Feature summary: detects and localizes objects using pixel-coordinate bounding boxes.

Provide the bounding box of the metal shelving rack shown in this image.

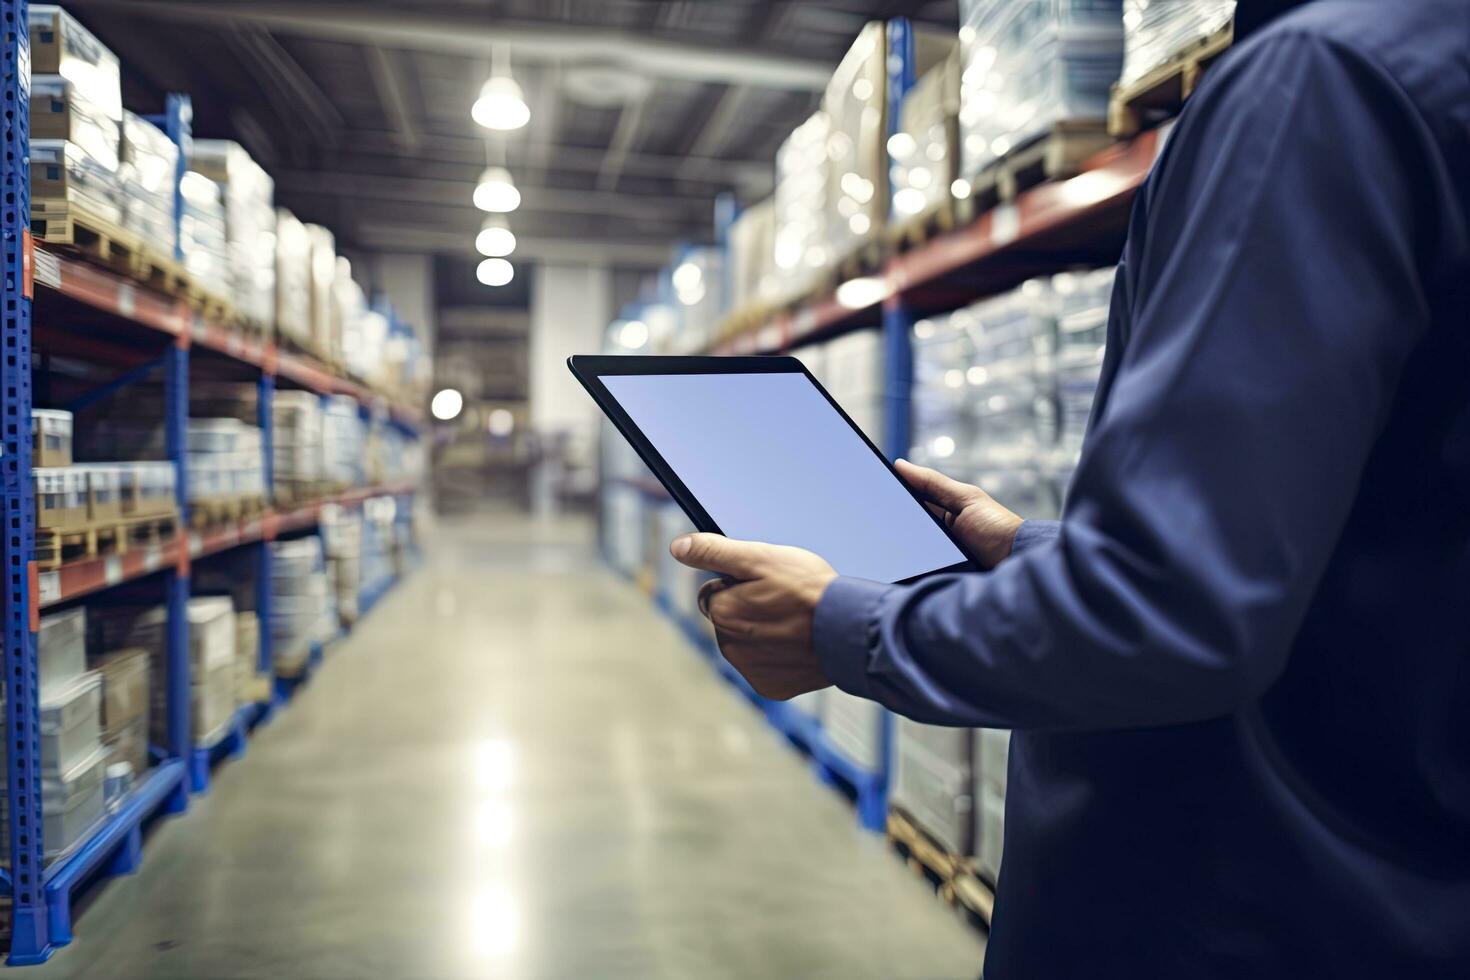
[615,19,1168,833]
[0,3,423,961]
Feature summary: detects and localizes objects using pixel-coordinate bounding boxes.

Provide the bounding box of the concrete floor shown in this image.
[33,512,985,979]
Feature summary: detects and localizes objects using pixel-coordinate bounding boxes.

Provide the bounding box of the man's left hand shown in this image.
[670,533,838,701]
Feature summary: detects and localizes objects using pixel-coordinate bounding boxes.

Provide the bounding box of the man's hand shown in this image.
[896,459,1023,570]
[670,533,838,700]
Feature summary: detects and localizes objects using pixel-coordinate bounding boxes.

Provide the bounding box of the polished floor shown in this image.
[34,512,985,979]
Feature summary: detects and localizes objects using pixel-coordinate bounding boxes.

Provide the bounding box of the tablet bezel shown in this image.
[569,354,977,582]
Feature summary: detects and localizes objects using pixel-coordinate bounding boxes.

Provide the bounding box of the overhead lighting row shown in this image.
[472,68,530,288]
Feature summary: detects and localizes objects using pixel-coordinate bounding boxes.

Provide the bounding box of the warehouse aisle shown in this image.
[33,513,985,979]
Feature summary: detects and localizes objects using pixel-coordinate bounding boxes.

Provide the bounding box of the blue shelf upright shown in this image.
[2,0,50,961]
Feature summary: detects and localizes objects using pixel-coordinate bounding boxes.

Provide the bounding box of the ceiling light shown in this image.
[476,217,516,257]
[671,261,702,293]
[431,388,464,421]
[477,257,514,287]
[472,76,530,131]
[618,320,649,350]
[834,276,889,310]
[474,166,520,213]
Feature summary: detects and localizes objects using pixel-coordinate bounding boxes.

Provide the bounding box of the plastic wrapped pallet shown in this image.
[39,607,87,698]
[821,329,887,447]
[30,76,121,170]
[1050,266,1113,481]
[788,689,826,721]
[119,112,179,253]
[186,418,264,505]
[191,140,277,333]
[321,505,362,625]
[321,395,364,487]
[306,224,338,363]
[275,209,313,348]
[1121,0,1235,87]
[1,743,107,863]
[891,46,961,221]
[773,112,832,301]
[822,689,885,772]
[271,537,330,674]
[972,726,1010,881]
[179,170,232,301]
[822,23,953,264]
[894,719,974,855]
[958,0,1125,177]
[234,611,271,705]
[28,5,122,121]
[272,390,324,497]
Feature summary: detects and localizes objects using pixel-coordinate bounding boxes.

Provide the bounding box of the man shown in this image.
[670,1,1470,976]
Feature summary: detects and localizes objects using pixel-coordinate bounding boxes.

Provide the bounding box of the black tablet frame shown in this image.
[568,354,977,582]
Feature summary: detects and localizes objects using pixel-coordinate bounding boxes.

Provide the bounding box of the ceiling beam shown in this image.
[677,84,749,178]
[63,0,834,89]
[352,224,673,265]
[596,94,648,192]
[365,46,420,151]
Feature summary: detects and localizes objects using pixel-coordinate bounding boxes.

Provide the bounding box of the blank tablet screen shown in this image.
[601,372,968,583]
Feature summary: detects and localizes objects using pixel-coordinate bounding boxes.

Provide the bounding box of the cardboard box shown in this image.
[28,5,122,120]
[92,648,150,733]
[274,209,312,346]
[33,408,73,467]
[30,76,120,168]
[103,714,149,780]
[35,466,88,530]
[30,138,123,226]
[305,224,337,362]
[191,140,276,333]
[83,464,124,522]
[38,607,87,698]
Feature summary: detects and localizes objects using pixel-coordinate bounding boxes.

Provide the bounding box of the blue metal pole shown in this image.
[886,17,916,223]
[2,0,53,961]
[144,94,191,262]
[257,374,274,685]
[164,342,192,763]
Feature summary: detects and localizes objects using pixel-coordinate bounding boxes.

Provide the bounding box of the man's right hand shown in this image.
[895,459,1024,570]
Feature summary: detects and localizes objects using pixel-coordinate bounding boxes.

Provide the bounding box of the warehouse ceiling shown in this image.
[62,0,959,267]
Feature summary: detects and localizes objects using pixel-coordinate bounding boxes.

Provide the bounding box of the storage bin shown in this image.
[39,607,87,697]
[35,466,88,530]
[33,408,73,467]
[38,671,103,774]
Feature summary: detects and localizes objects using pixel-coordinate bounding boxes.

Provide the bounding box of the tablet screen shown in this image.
[601,371,969,583]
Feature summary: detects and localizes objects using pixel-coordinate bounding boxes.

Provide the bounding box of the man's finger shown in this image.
[895,458,981,514]
[671,532,767,578]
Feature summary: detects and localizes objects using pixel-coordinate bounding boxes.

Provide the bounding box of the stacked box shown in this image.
[39,608,88,697]
[127,461,178,518]
[894,719,974,855]
[270,537,330,675]
[788,689,826,722]
[91,648,150,778]
[816,330,886,445]
[1,678,108,862]
[1049,267,1113,494]
[891,47,961,220]
[822,689,885,771]
[330,256,363,369]
[344,307,389,385]
[29,5,123,121]
[321,395,364,487]
[179,170,232,301]
[35,467,87,530]
[187,418,265,504]
[773,111,832,300]
[190,140,276,332]
[97,600,238,747]
[973,728,1011,881]
[321,505,362,626]
[82,464,124,522]
[234,611,271,705]
[273,390,324,497]
[306,224,338,363]
[33,408,74,467]
[822,23,953,263]
[1121,0,1235,87]
[275,209,312,348]
[119,112,178,253]
[958,0,1125,176]
[727,197,778,313]
[31,136,122,228]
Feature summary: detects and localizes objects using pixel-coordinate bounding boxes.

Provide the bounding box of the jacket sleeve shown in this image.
[812,32,1440,730]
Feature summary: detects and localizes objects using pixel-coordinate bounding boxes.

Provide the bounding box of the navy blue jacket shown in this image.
[814,3,1470,975]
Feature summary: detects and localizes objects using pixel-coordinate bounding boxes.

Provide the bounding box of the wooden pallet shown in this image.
[889,195,958,254]
[189,495,267,529]
[31,203,145,273]
[1109,23,1235,137]
[957,119,1117,222]
[887,807,994,935]
[35,512,179,570]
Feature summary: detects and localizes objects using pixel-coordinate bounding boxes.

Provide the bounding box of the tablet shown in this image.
[570,355,974,583]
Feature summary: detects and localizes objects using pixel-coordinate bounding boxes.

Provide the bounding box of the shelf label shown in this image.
[143,545,161,572]
[38,571,61,605]
[104,556,123,586]
[991,203,1020,247]
[117,283,136,317]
